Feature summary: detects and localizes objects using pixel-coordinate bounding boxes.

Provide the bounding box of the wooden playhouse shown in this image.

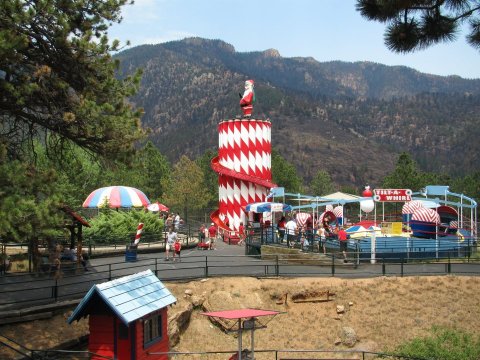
[68,269,176,360]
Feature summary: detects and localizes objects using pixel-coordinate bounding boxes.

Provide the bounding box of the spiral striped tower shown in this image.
[211,118,276,232]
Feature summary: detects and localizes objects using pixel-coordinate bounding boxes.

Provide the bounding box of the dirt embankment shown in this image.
[1,276,480,359]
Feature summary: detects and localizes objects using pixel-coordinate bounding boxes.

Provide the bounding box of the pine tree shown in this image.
[356,0,480,52]
[0,0,145,161]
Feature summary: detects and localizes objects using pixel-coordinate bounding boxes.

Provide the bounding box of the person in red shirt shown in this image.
[338,227,348,262]
[277,216,286,243]
[238,222,246,246]
[208,223,217,250]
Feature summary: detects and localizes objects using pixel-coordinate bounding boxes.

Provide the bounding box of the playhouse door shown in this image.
[116,321,133,360]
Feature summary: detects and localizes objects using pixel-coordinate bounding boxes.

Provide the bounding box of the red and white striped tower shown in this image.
[211,119,276,232]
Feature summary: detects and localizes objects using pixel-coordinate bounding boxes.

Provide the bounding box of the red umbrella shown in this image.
[147,202,169,212]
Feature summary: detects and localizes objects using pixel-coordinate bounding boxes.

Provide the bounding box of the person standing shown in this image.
[174,213,181,230]
[208,223,217,250]
[199,224,206,244]
[338,226,348,262]
[238,222,246,246]
[165,227,177,261]
[173,238,182,262]
[277,216,286,243]
[165,214,173,231]
[285,217,297,247]
[318,226,327,255]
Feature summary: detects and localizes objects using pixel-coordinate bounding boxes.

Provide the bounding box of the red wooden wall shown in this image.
[88,308,170,360]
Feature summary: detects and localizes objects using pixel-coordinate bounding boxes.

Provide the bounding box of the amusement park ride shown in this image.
[208,79,477,260]
[68,80,477,360]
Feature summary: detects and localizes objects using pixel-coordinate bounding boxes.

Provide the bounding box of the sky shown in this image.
[108,0,479,79]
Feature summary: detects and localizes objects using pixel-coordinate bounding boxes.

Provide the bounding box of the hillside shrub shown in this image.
[83,210,164,244]
[393,326,480,360]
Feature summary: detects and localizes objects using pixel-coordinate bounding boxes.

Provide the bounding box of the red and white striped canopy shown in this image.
[412,207,440,223]
[333,205,343,218]
[296,212,312,227]
[319,211,336,224]
[402,200,424,214]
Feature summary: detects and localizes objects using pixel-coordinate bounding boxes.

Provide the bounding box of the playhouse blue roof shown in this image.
[67,269,176,325]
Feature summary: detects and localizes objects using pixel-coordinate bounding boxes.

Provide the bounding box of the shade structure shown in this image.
[147,202,169,212]
[412,207,440,223]
[245,202,292,213]
[402,200,424,214]
[83,186,150,208]
[296,212,312,227]
[319,210,337,224]
[346,225,368,238]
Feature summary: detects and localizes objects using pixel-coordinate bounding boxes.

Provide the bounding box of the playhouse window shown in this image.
[144,314,162,347]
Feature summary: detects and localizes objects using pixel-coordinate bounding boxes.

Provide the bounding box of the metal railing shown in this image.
[1,252,480,311]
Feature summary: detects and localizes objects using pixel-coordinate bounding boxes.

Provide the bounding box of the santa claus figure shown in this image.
[239,79,255,117]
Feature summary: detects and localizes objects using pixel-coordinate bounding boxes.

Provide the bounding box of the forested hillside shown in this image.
[116,38,480,187]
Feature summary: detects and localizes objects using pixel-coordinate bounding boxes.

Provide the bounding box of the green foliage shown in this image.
[162,155,211,218]
[98,141,171,200]
[1,0,145,162]
[451,171,480,201]
[271,148,303,193]
[382,153,425,190]
[309,170,335,196]
[196,149,219,208]
[0,146,63,242]
[356,0,480,52]
[83,210,164,244]
[393,326,480,360]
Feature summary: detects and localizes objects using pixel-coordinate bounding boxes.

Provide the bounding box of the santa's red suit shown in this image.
[239,80,254,117]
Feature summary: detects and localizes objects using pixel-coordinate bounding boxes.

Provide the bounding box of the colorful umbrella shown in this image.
[82,186,150,208]
[147,202,169,212]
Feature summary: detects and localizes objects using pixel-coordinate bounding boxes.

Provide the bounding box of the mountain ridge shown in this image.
[116,37,480,187]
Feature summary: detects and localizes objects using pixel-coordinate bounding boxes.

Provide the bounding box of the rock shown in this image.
[168,303,193,347]
[336,305,345,314]
[189,294,206,307]
[334,338,342,345]
[200,278,209,282]
[341,326,357,347]
[348,301,354,306]
[184,289,193,296]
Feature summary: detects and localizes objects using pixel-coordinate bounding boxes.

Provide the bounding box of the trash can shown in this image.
[125,245,137,262]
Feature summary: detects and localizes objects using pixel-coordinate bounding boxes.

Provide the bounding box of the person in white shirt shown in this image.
[285,218,297,247]
[165,228,177,261]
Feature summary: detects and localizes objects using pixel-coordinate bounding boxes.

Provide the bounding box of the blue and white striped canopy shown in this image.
[245,202,292,213]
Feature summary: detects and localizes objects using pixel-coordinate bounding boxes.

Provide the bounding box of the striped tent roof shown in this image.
[333,205,343,218]
[412,207,440,223]
[296,212,312,227]
[319,210,336,224]
[402,200,424,214]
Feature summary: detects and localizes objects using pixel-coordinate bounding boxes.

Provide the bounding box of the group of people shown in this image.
[163,212,182,231]
[276,215,349,261]
[198,223,219,250]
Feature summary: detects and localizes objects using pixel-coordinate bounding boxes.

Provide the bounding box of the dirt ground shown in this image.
[1,275,480,359]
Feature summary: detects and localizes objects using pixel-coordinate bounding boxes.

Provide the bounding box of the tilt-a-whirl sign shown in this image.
[373,189,412,202]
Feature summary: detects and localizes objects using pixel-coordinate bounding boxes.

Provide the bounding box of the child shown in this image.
[173,238,182,262]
